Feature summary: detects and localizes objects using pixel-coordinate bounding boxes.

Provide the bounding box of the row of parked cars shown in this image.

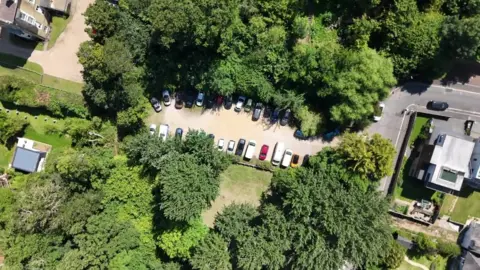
[148,123,307,168]
[150,91,292,125]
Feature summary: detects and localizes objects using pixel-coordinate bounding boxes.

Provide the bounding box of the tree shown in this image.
[158,219,209,259]
[415,233,437,255]
[0,111,29,145]
[441,16,480,61]
[214,203,258,243]
[190,232,232,270]
[381,240,405,269]
[84,0,121,43]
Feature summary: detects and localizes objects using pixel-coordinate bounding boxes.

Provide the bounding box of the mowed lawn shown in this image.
[202,165,272,227]
[449,187,480,223]
[409,116,429,145]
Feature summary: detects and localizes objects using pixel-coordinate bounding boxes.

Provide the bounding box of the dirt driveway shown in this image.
[148,105,337,164]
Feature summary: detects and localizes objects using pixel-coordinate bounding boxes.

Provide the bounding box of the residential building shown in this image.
[460,221,480,270]
[10,137,49,173]
[39,0,71,15]
[467,139,480,189]
[0,0,51,40]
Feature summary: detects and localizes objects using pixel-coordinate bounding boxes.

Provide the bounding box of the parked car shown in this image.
[281,149,293,168]
[149,124,157,135]
[216,96,224,106]
[227,140,235,154]
[291,154,300,168]
[294,129,309,140]
[259,144,269,161]
[185,92,195,108]
[373,103,385,121]
[244,99,253,112]
[206,95,215,109]
[252,103,263,121]
[244,140,256,160]
[175,92,184,109]
[280,109,291,126]
[302,154,310,166]
[271,108,280,123]
[159,124,169,141]
[196,92,205,107]
[162,90,171,106]
[217,139,225,151]
[235,139,246,156]
[175,128,183,139]
[224,96,233,110]
[263,106,272,118]
[427,100,449,111]
[271,142,285,166]
[235,96,246,112]
[150,97,162,112]
[324,128,340,141]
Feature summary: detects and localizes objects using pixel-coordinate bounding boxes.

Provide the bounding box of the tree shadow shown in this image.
[440,60,480,86]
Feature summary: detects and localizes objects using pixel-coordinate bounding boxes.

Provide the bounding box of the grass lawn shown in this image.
[0,52,43,74]
[440,194,457,216]
[409,116,429,146]
[47,16,71,50]
[395,158,436,202]
[42,75,83,94]
[449,187,480,223]
[202,164,272,227]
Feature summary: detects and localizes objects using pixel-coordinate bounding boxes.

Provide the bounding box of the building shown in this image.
[0,0,52,40]
[10,137,49,173]
[460,221,480,270]
[39,0,71,15]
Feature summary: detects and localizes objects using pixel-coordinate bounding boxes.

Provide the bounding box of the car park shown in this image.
[196,93,205,107]
[271,108,280,123]
[252,103,263,121]
[235,96,246,112]
[217,139,225,151]
[259,144,269,160]
[175,128,183,139]
[149,124,157,135]
[159,124,169,141]
[244,140,256,160]
[291,154,300,168]
[224,96,233,109]
[263,106,272,118]
[373,103,385,121]
[162,90,171,106]
[227,140,235,154]
[150,97,162,112]
[281,149,293,168]
[271,142,285,166]
[244,99,253,112]
[235,139,246,156]
[175,92,184,109]
[280,109,291,126]
[427,100,449,111]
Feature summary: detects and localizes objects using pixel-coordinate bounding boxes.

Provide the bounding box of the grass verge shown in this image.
[42,75,83,94]
[409,116,429,146]
[47,16,71,50]
[439,194,456,216]
[0,52,43,74]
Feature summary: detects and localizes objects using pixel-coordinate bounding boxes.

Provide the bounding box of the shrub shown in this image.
[415,233,436,255]
[253,159,274,171]
[437,240,461,257]
[0,111,29,144]
[382,240,405,269]
[44,124,62,135]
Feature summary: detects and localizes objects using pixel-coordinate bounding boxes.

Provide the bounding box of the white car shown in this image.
[234,96,246,112]
[149,124,157,135]
[226,140,235,154]
[162,90,171,106]
[217,139,225,151]
[281,149,293,168]
[196,92,205,107]
[373,103,385,121]
[244,140,256,160]
[159,124,169,141]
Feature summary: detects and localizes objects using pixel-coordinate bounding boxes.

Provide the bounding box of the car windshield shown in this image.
[164,96,170,102]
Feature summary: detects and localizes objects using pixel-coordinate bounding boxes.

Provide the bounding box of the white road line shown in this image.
[447,108,480,117]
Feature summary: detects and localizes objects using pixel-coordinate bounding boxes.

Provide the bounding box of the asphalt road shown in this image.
[369,82,480,193]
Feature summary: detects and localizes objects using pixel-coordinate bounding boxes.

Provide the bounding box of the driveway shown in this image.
[0,0,93,82]
[148,106,338,165]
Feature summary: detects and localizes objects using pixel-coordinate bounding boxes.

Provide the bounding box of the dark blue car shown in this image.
[175,128,183,139]
[294,129,308,140]
[324,129,340,141]
[271,108,280,123]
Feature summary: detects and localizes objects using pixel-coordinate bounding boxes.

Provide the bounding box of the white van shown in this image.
[281,149,293,168]
[271,142,285,166]
[244,140,256,160]
[159,124,169,141]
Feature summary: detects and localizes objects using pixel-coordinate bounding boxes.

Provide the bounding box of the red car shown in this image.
[259,144,269,160]
[216,95,224,106]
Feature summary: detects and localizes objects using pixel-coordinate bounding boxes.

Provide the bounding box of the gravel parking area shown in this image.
[148,104,337,165]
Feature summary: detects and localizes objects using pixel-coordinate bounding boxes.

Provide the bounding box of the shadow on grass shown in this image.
[397,158,436,201]
[1,101,59,118]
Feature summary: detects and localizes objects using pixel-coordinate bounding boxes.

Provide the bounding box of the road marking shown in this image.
[448,107,480,117]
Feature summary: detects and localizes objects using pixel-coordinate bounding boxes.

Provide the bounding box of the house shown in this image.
[10,137,49,173]
[0,0,51,40]
[459,221,480,270]
[39,0,71,15]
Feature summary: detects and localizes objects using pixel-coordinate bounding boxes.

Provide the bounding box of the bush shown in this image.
[253,159,274,171]
[415,233,437,255]
[437,240,461,257]
[44,124,62,135]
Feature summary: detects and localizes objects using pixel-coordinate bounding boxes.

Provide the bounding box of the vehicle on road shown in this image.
[217,139,225,151]
[235,96,246,112]
[427,100,449,111]
[224,96,233,110]
[175,92,184,109]
[291,154,300,168]
[235,139,246,156]
[281,149,293,168]
[244,140,256,160]
[175,128,183,139]
[159,124,169,141]
[263,106,272,118]
[244,99,253,112]
[216,96,224,106]
[252,103,263,121]
[280,109,291,126]
[373,103,385,121]
[227,140,235,154]
[149,124,157,135]
[196,92,205,107]
[294,129,309,140]
[150,97,162,112]
[271,108,280,123]
[271,142,285,166]
[259,144,269,160]
[185,92,195,108]
[162,90,171,106]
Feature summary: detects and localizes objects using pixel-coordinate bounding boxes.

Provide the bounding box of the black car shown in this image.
[150,97,162,112]
[175,92,184,109]
[252,103,263,121]
[280,109,291,126]
[235,139,246,156]
[224,96,233,110]
[185,92,195,108]
[427,101,449,111]
[271,108,280,123]
[302,155,310,166]
[175,128,183,139]
[206,96,215,109]
[263,106,272,118]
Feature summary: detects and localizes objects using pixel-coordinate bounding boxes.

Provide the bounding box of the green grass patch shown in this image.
[409,116,429,146]
[41,75,83,94]
[0,53,43,73]
[440,194,456,216]
[220,165,272,198]
[395,158,436,202]
[449,187,480,223]
[47,16,71,50]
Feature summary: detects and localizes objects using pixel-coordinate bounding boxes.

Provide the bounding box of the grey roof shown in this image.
[11,147,43,173]
[462,252,480,270]
[39,0,70,12]
[396,236,414,250]
[462,222,480,255]
[0,0,18,24]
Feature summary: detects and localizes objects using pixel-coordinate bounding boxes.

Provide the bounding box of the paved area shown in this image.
[0,0,93,82]
[148,106,338,165]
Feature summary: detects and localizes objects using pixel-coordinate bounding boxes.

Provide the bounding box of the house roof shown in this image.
[462,221,480,255]
[11,147,43,173]
[463,252,480,270]
[0,0,18,24]
[39,0,70,12]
